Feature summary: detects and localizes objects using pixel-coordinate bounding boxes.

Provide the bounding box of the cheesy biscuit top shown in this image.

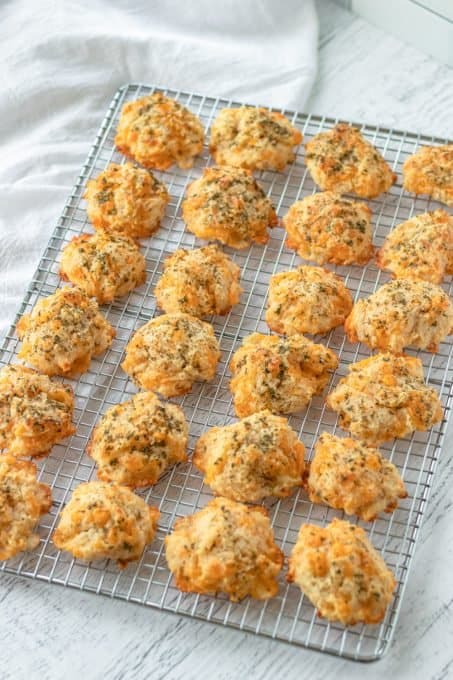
[403,144,453,206]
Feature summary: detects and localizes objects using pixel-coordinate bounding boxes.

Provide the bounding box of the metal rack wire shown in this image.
[1,83,452,661]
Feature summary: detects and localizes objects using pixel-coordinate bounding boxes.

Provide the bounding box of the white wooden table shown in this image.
[1,2,453,678]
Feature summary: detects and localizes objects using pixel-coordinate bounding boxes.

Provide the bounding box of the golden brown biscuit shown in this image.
[122,313,220,397]
[115,93,204,171]
[0,364,75,458]
[229,333,338,417]
[305,124,396,199]
[307,432,407,521]
[53,481,159,568]
[16,287,115,377]
[0,455,51,560]
[165,497,283,601]
[84,162,169,239]
[376,210,453,284]
[266,266,353,336]
[287,518,396,625]
[155,245,242,318]
[283,191,374,265]
[209,106,302,171]
[60,231,146,304]
[403,144,453,206]
[326,353,443,445]
[193,410,305,502]
[345,278,453,353]
[88,392,188,488]
[182,166,278,249]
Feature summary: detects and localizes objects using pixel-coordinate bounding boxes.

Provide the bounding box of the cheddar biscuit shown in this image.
[165,497,283,601]
[403,144,453,206]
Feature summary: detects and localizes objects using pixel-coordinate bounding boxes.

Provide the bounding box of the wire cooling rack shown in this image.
[1,83,452,662]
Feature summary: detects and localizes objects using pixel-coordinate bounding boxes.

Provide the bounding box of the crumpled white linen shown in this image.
[0,0,318,339]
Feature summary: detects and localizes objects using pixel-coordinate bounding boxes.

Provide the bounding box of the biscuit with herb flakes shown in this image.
[209,106,302,171]
[165,497,283,601]
[155,245,242,318]
[326,353,443,445]
[307,433,407,521]
[60,231,146,304]
[403,144,453,206]
[283,191,374,266]
[266,265,353,336]
[193,410,305,503]
[88,392,188,488]
[0,364,75,458]
[305,124,396,199]
[53,481,159,568]
[376,210,453,284]
[287,518,396,625]
[115,93,204,171]
[345,278,453,353]
[16,287,115,377]
[182,166,278,249]
[229,332,338,417]
[84,162,169,239]
[0,455,52,560]
[122,313,220,397]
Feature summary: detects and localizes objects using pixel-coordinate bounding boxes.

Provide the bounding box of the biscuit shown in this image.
[122,313,220,397]
[0,364,75,458]
[16,287,115,377]
[193,410,305,502]
[60,231,146,304]
[182,166,278,249]
[345,278,453,353]
[266,265,353,336]
[88,391,188,487]
[283,191,374,266]
[84,162,169,239]
[53,481,159,568]
[326,353,443,445]
[115,93,204,171]
[155,245,242,318]
[165,497,283,601]
[307,433,407,521]
[229,333,338,417]
[403,144,453,206]
[305,124,396,199]
[209,106,302,171]
[287,518,396,625]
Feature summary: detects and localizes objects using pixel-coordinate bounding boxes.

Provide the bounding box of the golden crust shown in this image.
[266,266,353,336]
[229,333,338,417]
[60,231,146,304]
[165,497,283,601]
[88,392,188,488]
[53,481,159,568]
[122,313,220,397]
[209,106,302,171]
[0,365,75,458]
[16,287,115,377]
[326,353,443,445]
[376,210,453,284]
[307,433,407,521]
[403,144,453,206]
[182,166,278,249]
[114,93,204,171]
[193,410,305,502]
[84,162,169,239]
[345,278,453,353]
[0,455,52,560]
[305,124,396,199]
[287,518,396,625]
[155,245,242,318]
[283,191,374,266]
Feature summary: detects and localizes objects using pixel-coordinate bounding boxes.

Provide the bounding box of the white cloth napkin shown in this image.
[0,0,318,338]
